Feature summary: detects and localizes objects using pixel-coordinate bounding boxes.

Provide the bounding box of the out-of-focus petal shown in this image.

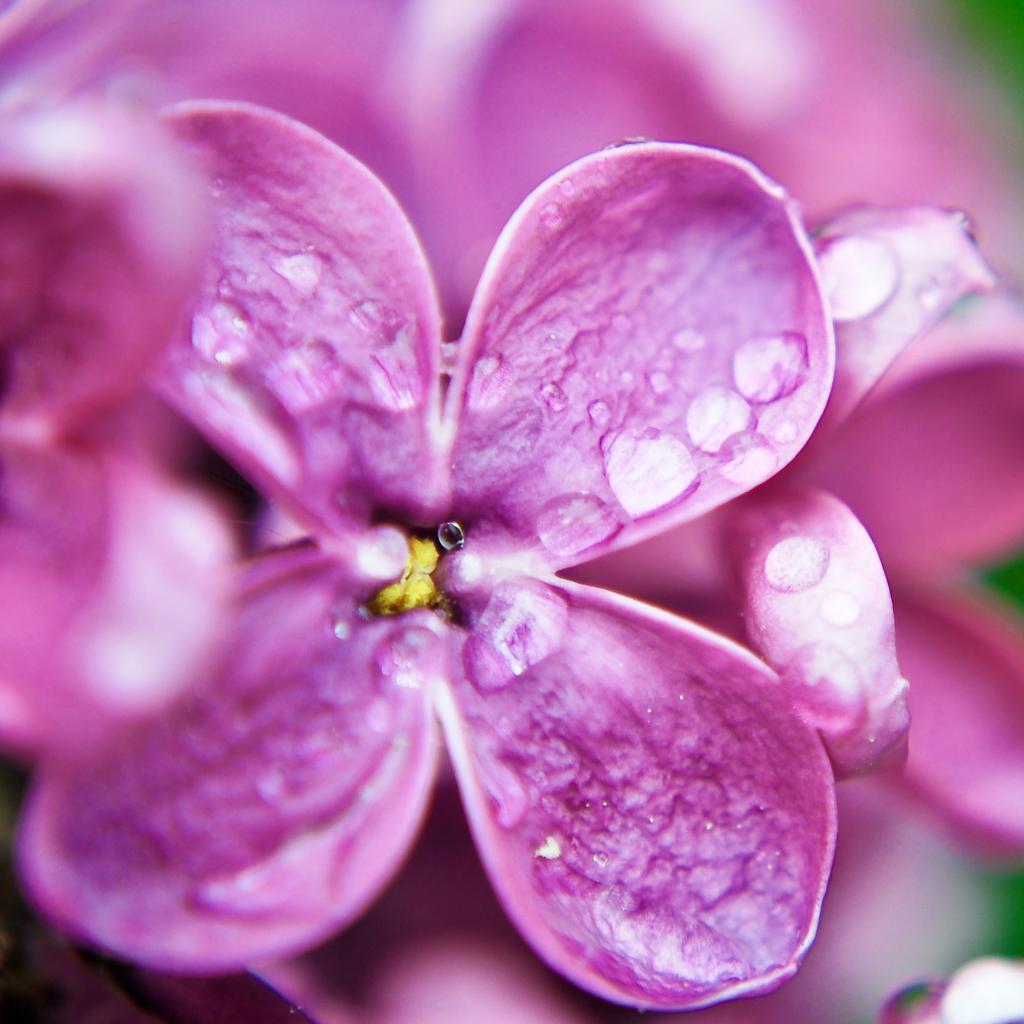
[17,553,441,970]
[156,101,446,533]
[729,486,907,778]
[438,579,835,1010]
[892,591,1024,856]
[447,142,832,571]
[810,207,993,435]
[0,99,205,427]
[805,358,1024,580]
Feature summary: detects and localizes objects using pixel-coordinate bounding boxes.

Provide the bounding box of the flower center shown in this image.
[366,522,464,619]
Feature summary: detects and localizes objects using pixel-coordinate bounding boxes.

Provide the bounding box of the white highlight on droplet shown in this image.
[764,536,830,593]
[686,386,753,453]
[817,234,900,322]
[819,590,860,627]
[603,428,698,518]
[534,835,562,859]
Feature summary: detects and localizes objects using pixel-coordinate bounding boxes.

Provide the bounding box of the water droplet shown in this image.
[191,301,250,366]
[603,427,699,518]
[647,371,672,394]
[376,626,438,689]
[764,536,830,593]
[539,381,568,411]
[588,400,611,427]
[463,580,569,693]
[537,492,621,558]
[558,178,575,196]
[349,299,382,332]
[256,770,286,804]
[539,202,563,229]
[270,251,324,297]
[356,526,408,581]
[718,431,778,486]
[332,617,350,640]
[671,327,706,352]
[817,234,900,322]
[619,370,634,385]
[820,591,860,627]
[534,835,561,859]
[733,332,808,403]
[593,851,609,868]
[767,417,798,444]
[918,276,943,312]
[686,386,754,453]
[364,697,393,734]
[467,353,511,410]
[437,522,465,550]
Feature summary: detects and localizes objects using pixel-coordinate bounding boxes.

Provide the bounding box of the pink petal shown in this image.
[809,207,993,436]
[438,579,835,1010]
[155,101,446,533]
[0,446,232,758]
[18,553,441,970]
[893,591,1024,856]
[447,143,832,570]
[805,357,1024,580]
[0,100,205,428]
[729,486,907,778]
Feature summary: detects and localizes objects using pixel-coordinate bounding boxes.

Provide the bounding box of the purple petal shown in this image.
[893,591,1024,855]
[805,356,1024,580]
[809,207,993,435]
[0,448,232,758]
[438,579,835,1010]
[729,486,907,779]
[156,101,446,532]
[0,100,205,428]
[447,143,833,569]
[18,552,441,970]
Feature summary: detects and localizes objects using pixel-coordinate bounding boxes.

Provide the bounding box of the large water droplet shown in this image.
[437,522,466,551]
[717,431,778,486]
[733,332,808,403]
[819,591,860,627]
[463,580,569,693]
[539,381,568,411]
[817,234,899,322]
[191,301,250,366]
[537,492,621,558]
[686,386,753,453]
[270,251,324,298]
[376,626,438,689]
[603,427,699,518]
[764,536,829,593]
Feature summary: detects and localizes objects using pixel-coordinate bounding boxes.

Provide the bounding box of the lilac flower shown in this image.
[13,101,850,1011]
[0,98,234,759]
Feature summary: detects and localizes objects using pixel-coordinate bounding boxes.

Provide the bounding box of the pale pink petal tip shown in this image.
[0,100,206,425]
[449,142,833,567]
[731,486,907,778]
[440,581,835,1010]
[895,594,1024,856]
[17,560,440,971]
[813,206,994,433]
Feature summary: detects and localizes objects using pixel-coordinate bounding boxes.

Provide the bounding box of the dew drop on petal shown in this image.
[603,427,699,518]
[540,202,563,229]
[537,492,621,558]
[764,536,830,593]
[671,327,706,352]
[588,400,611,427]
[717,430,778,486]
[558,178,575,196]
[733,332,808,403]
[817,234,899,322]
[686,386,753,453]
[819,591,860,627]
[437,521,465,551]
[539,381,568,411]
[332,616,350,640]
[463,581,569,693]
[270,251,323,297]
[767,417,798,444]
[191,301,250,366]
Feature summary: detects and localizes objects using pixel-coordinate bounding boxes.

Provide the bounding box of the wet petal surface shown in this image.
[156,102,446,533]
[730,486,907,777]
[439,580,835,1010]
[448,143,832,569]
[18,552,441,970]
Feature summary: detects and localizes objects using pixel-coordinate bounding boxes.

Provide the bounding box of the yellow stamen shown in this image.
[367,535,444,616]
